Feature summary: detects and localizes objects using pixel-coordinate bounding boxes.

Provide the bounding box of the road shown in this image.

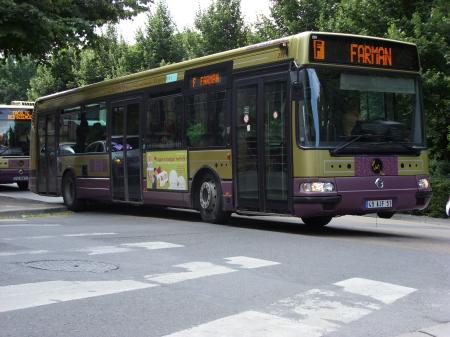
[0,190,449,336]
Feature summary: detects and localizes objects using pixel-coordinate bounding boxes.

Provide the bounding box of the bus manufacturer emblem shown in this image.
[375,177,384,189]
[371,158,384,174]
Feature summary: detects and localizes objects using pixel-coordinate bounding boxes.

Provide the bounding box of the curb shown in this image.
[0,206,68,218]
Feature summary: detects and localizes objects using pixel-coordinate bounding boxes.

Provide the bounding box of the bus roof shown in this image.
[0,104,34,110]
[36,32,419,110]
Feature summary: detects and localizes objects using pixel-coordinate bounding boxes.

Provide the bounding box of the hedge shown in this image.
[412,177,450,218]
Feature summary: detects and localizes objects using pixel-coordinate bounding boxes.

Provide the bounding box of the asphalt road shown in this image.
[0,193,449,337]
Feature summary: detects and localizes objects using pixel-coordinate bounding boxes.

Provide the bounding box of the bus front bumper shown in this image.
[293,176,432,218]
[0,169,29,184]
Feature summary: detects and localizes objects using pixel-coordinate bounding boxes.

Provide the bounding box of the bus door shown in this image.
[110,100,142,202]
[233,76,290,213]
[37,114,58,195]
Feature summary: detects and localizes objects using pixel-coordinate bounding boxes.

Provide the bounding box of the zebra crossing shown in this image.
[0,221,421,337]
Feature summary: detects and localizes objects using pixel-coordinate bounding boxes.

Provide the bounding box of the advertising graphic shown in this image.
[146,150,188,191]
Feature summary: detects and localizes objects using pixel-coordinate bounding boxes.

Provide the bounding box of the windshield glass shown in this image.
[298,68,424,153]
[0,108,32,156]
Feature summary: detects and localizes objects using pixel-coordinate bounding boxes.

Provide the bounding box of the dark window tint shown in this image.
[145,95,182,149]
[186,90,227,147]
[59,103,107,154]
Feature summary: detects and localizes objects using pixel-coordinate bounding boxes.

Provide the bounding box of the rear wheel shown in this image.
[17,181,28,190]
[301,216,333,228]
[197,173,230,224]
[62,173,85,211]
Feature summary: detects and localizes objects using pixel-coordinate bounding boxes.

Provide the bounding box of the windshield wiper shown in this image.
[370,141,420,155]
[330,134,374,155]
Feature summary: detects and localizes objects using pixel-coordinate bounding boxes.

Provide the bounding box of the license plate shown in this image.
[13,176,28,181]
[365,199,392,209]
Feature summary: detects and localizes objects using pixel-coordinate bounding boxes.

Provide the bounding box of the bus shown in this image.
[0,101,34,190]
[30,32,432,226]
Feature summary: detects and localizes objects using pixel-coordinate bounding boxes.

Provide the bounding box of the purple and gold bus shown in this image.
[30,32,432,226]
[0,101,34,190]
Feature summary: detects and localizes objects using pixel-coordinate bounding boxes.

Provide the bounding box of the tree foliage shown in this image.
[0,0,151,60]
[0,55,36,104]
[194,0,248,56]
[135,1,184,70]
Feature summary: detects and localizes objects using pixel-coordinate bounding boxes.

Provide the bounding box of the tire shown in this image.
[301,216,333,228]
[62,172,85,211]
[197,173,231,224]
[377,211,395,219]
[17,181,29,191]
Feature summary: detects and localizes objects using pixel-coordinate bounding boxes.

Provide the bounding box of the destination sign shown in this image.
[309,34,419,71]
[7,110,33,120]
[190,72,223,89]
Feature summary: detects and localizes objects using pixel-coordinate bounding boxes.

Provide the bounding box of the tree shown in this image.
[0,55,36,104]
[74,26,134,85]
[28,47,78,100]
[135,1,184,70]
[254,0,339,40]
[0,0,151,60]
[194,0,248,56]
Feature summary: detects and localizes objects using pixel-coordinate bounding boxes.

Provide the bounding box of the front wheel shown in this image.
[377,211,395,219]
[62,173,85,211]
[301,216,333,228]
[197,174,230,224]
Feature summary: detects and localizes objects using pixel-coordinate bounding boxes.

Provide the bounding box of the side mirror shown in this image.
[292,82,304,101]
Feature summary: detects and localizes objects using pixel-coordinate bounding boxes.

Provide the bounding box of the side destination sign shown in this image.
[310,33,419,71]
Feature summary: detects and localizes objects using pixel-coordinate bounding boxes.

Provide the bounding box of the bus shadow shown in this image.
[0,184,21,192]
[86,202,418,241]
[226,216,420,240]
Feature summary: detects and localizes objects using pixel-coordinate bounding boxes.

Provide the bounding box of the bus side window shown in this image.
[145,94,182,149]
[186,90,227,148]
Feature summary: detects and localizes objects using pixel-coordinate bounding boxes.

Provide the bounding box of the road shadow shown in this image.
[0,184,22,193]
[81,202,420,241]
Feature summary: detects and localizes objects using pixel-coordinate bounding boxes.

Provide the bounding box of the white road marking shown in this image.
[334,277,417,304]
[163,277,416,337]
[2,233,118,241]
[145,262,237,284]
[76,241,184,255]
[0,250,49,257]
[270,288,379,336]
[224,256,280,269]
[0,280,157,313]
[76,246,133,255]
[121,241,184,250]
[163,311,318,337]
[0,224,61,227]
[26,235,54,239]
[0,219,26,222]
[63,232,117,237]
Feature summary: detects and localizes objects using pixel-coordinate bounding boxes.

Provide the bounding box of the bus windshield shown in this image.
[298,68,424,154]
[0,115,31,156]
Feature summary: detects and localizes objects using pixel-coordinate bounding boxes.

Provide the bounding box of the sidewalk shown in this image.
[0,193,66,218]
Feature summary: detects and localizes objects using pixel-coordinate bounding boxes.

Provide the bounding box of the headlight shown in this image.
[300,182,335,193]
[418,178,430,189]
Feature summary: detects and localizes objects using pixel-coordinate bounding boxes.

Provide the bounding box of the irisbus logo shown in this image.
[350,43,392,66]
[371,158,384,174]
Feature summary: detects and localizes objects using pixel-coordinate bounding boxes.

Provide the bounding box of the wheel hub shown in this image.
[200,182,212,209]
